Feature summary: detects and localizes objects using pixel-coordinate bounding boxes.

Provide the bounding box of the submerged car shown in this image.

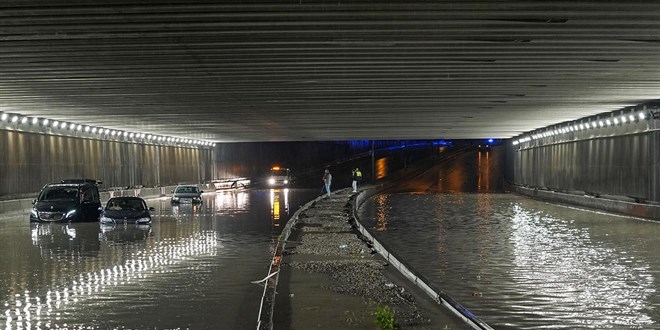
[171,185,203,204]
[30,180,102,223]
[100,197,154,225]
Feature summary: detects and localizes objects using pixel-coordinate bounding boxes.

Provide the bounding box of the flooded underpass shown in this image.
[0,188,319,329]
[357,147,660,329]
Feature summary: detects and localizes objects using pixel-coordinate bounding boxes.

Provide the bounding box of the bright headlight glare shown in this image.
[100,216,113,222]
[136,217,151,223]
[268,178,276,185]
[65,209,77,218]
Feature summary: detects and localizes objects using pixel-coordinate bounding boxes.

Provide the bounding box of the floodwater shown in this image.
[0,188,318,330]
[358,147,660,329]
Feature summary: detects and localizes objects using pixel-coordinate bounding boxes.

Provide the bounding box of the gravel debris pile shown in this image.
[286,191,432,327]
[297,232,371,256]
[290,259,431,326]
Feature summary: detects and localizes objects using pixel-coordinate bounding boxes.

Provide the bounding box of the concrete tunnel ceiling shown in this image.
[2,1,660,142]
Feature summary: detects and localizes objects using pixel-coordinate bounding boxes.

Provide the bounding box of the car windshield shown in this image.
[175,186,198,193]
[39,187,79,201]
[106,199,145,211]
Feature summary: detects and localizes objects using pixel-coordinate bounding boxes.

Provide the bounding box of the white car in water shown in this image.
[267,167,291,187]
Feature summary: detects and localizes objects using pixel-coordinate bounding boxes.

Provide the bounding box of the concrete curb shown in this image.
[256,189,341,329]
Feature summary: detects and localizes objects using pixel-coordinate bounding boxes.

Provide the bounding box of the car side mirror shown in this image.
[148,207,156,211]
[32,199,37,205]
[200,190,204,194]
[171,190,174,193]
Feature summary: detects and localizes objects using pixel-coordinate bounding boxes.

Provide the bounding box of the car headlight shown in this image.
[268,178,275,185]
[172,196,179,201]
[65,209,77,218]
[30,209,38,218]
[283,180,288,184]
[136,217,151,224]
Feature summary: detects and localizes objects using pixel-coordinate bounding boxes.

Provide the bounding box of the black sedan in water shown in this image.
[99,197,154,225]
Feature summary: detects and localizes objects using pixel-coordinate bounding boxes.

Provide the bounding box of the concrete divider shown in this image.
[515,186,660,220]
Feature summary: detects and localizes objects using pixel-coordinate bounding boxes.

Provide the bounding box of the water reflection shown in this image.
[374,194,390,232]
[171,202,203,221]
[509,203,655,328]
[30,223,101,258]
[359,193,660,329]
[477,150,490,192]
[213,190,250,213]
[99,224,152,244]
[9,227,217,329]
[270,189,290,227]
[1,188,320,329]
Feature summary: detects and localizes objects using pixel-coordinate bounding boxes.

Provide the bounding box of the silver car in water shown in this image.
[171,185,203,204]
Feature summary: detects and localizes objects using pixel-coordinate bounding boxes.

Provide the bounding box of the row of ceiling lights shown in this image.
[512,110,650,146]
[0,112,215,147]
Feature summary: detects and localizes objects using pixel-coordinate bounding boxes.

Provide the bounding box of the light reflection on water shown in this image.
[358,193,659,329]
[0,188,319,329]
[6,230,218,329]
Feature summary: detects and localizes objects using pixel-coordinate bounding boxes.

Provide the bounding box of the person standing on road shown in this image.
[352,167,363,193]
[353,167,362,193]
[323,169,332,197]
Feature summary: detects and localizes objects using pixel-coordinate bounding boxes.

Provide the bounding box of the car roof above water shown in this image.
[108,196,144,201]
[44,182,93,188]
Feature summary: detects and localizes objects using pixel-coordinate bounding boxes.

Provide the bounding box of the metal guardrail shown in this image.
[212,178,251,190]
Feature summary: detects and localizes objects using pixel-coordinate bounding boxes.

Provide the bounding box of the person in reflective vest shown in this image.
[352,167,363,193]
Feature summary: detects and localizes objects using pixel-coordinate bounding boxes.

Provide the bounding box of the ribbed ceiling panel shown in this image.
[1,1,660,141]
